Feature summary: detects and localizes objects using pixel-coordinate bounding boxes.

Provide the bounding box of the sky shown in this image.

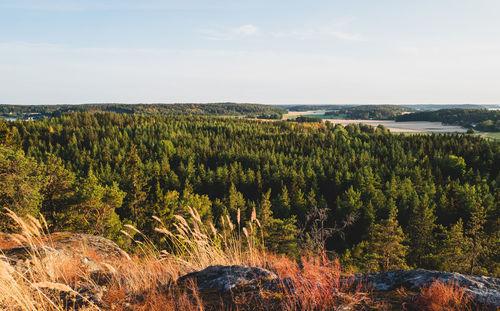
[1,0,500,105]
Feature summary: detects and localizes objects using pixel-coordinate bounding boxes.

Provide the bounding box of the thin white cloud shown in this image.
[233,24,258,36]
[200,23,364,42]
[272,26,365,42]
[329,31,364,42]
[200,24,259,40]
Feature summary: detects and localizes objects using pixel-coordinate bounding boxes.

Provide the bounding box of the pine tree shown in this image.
[0,146,44,231]
[227,183,246,221]
[264,216,299,256]
[408,194,437,267]
[366,205,408,272]
[0,119,9,144]
[181,185,212,224]
[121,145,147,223]
[274,185,291,218]
[438,219,469,273]
[466,203,487,275]
[291,188,307,222]
[62,171,126,241]
[40,154,75,230]
[258,189,273,227]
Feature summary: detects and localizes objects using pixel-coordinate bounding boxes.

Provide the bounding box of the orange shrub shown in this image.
[411,280,473,311]
[276,254,368,311]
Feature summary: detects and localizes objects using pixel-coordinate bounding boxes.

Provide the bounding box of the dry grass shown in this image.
[414,280,472,311]
[0,232,23,249]
[0,207,371,311]
[277,256,368,310]
[400,280,475,311]
[0,210,80,311]
[152,206,266,271]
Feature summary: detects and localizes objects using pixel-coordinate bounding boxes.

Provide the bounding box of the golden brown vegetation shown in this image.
[411,280,472,311]
[398,280,478,311]
[0,207,478,311]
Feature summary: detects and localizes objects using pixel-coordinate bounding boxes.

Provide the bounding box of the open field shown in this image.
[283,110,469,133]
[283,110,326,119]
[323,119,468,133]
[475,132,500,141]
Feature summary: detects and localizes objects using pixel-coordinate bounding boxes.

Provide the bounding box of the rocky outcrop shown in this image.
[348,269,500,307]
[177,265,278,293]
[176,266,499,309]
[1,232,125,285]
[0,232,130,261]
[175,265,283,310]
[0,232,127,309]
[2,232,499,310]
[44,232,130,260]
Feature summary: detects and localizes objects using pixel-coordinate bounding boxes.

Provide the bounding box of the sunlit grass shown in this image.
[0,207,399,310]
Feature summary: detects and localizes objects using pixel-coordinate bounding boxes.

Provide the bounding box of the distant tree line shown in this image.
[293,116,324,123]
[0,103,286,120]
[0,113,498,276]
[396,108,500,132]
[280,105,346,112]
[324,105,415,120]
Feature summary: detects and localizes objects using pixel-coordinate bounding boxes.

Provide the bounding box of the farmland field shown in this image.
[283,110,469,133]
[323,119,467,133]
[283,110,327,119]
[476,132,500,141]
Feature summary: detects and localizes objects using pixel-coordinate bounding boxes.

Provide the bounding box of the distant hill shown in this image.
[0,103,286,120]
[404,104,500,110]
[396,108,500,132]
[324,105,416,120]
[279,105,346,112]
[280,104,499,112]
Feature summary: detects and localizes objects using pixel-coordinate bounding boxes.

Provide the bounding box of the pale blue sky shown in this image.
[1,0,499,105]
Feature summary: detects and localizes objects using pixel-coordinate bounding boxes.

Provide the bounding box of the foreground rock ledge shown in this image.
[0,232,130,260]
[348,269,500,307]
[2,232,498,309]
[176,265,499,308]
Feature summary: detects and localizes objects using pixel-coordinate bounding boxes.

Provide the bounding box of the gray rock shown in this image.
[1,235,120,286]
[2,246,60,263]
[348,269,500,307]
[177,265,278,293]
[46,232,130,260]
[0,232,130,262]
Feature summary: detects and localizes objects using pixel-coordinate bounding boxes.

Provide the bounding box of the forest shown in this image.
[396,108,500,132]
[0,103,286,120]
[324,105,415,120]
[0,112,498,276]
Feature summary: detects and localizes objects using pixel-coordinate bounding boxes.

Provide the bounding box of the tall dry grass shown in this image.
[0,206,373,310]
[0,209,89,311]
[0,206,265,310]
[152,206,266,271]
[408,280,474,311]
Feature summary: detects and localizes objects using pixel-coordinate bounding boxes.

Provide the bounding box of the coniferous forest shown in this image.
[0,112,498,276]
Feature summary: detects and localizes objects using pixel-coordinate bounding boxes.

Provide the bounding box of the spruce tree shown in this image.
[408,194,437,267]
[274,185,291,218]
[366,205,408,272]
[438,219,469,273]
[466,203,487,275]
[227,183,246,221]
[258,189,273,227]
